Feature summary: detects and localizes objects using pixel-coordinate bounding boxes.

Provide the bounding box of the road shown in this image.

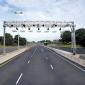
[0,45,85,85]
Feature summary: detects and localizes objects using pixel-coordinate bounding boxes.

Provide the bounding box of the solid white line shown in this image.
[47,48,85,72]
[16,73,23,85]
[50,64,53,70]
[28,60,30,64]
[27,48,37,64]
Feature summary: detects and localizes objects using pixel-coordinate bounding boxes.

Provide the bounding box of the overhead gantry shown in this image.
[3,21,76,55]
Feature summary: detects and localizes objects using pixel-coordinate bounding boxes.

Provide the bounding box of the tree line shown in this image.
[0,33,27,46]
[60,28,85,47]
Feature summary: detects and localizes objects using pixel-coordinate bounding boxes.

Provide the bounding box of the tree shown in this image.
[14,35,18,45]
[60,31,71,44]
[19,37,26,45]
[40,40,46,43]
[5,33,13,45]
[0,36,3,45]
[76,28,85,47]
[14,35,27,46]
[39,40,52,45]
[45,40,52,44]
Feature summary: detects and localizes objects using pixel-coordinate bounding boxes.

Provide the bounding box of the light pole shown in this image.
[3,21,6,54]
[14,11,23,49]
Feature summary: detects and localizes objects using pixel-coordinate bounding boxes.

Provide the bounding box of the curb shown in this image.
[47,47,85,67]
[0,47,29,65]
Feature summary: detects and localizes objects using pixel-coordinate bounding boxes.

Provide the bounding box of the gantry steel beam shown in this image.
[4,21,74,28]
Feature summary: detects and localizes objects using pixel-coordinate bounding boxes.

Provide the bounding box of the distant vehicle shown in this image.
[44,42,48,45]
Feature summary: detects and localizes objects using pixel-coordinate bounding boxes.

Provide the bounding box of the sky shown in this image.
[0,0,85,41]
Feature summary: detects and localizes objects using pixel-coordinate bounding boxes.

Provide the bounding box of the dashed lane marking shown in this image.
[16,73,23,85]
[28,60,30,64]
[46,57,48,60]
[30,48,37,58]
[50,64,53,70]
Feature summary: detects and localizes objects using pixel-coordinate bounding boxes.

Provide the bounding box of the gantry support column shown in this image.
[3,21,6,54]
[71,22,76,55]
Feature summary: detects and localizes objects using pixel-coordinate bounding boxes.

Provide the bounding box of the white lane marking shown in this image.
[16,73,23,85]
[46,57,48,60]
[50,64,53,70]
[28,60,30,64]
[27,48,37,64]
[30,48,37,58]
[47,48,85,72]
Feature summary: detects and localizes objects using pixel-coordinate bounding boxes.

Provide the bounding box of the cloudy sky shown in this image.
[0,0,85,41]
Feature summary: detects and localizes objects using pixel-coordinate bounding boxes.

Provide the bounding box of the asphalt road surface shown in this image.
[0,45,85,85]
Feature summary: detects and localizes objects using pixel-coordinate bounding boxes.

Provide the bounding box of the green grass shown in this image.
[59,44,71,48]
[60,44,82,48]
[49,43,82,48]
[0,45,17,48]
[0,45,4,48]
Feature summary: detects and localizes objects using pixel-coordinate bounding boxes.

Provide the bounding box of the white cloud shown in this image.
[20,11,53,21]
[0,0,85,41]
[6,0,85,23]
[6,0,52,9]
